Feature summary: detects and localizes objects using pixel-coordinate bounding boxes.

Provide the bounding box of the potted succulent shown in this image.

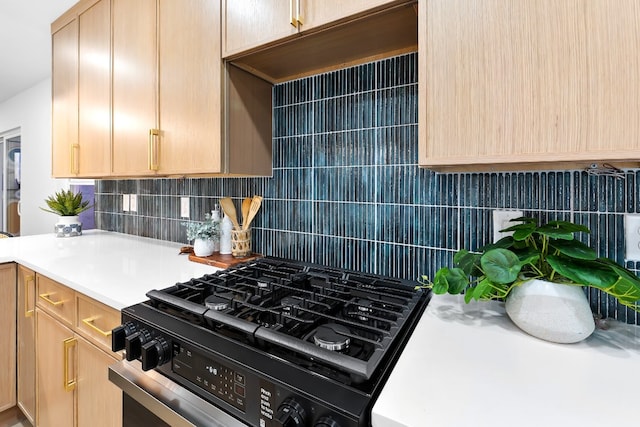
[41,189,92,237]
[183,212,220,257]
[421,217,640,343]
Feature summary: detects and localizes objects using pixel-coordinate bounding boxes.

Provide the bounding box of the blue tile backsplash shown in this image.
[95,52,639,325]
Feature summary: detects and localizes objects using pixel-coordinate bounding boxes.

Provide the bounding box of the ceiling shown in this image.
[0,0,78,103]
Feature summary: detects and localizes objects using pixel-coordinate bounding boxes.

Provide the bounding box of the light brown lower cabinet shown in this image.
[36,309,75,426]
[0,263,17,412]
[17,265,36,424]
[35,272,122,427]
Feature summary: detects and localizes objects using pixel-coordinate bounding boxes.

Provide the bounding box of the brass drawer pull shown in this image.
[82,316,112,337]
[71,144,80,174]
[63,337,77,392]
[25,275,35,317]
[148,128,160,171]
[39,292,64,307]
[290,0,296,26]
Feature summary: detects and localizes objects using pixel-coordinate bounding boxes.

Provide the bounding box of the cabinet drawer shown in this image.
[76,295,120,353]
[36,275,75,326]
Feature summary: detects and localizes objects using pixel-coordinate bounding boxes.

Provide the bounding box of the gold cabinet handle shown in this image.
[148,128,160,171]
[39,292,64,307]
[295,0,303,26]
[24,275,35,317]
[82,316,112,337]
[290,0,297,27]
[71,144,80,175]
[63,337,77,392]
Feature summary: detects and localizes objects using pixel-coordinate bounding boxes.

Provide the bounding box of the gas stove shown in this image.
[112,257,431,427]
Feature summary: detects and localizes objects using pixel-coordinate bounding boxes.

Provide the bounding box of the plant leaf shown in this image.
[454,250,482,276]
[501,222,536,241]
[549,239,597,260]
[546,255,618,287]
[433,267,469,295]
[594,259,640,307]
[546,220,590,234]
[480,249,522,284]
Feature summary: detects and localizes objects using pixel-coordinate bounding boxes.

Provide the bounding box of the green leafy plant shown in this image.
[420,217,640,311]
[41,189,92,216]
[182,212,220,241]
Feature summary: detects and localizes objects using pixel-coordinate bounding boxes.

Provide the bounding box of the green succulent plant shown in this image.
[41,189,92,216]
[420,217,640,311]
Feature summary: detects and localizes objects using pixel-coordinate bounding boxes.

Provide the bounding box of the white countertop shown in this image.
[372,294,640,427]
[0,230,219,309]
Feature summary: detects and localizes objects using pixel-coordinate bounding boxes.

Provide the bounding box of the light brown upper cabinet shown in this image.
[419,0,640,171]
[224,0,400,57]
[51,19,78,177]
[112,0,228,176]
[52,0,111,178]
[224,0,418,83]
[52,0,272,178]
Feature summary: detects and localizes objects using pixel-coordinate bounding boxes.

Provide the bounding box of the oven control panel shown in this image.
[113,316,360,427]
[172,341,247,412]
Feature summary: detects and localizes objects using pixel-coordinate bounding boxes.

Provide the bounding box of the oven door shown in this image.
[109,360,248,427]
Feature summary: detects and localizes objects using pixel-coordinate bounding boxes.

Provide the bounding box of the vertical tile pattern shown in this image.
[94,53,640,325]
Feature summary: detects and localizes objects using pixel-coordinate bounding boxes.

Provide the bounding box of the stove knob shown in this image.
[125,329,151,361]
[315,416,341,427]
[275,398,306,427]
[111,321,137,352]
[141,337,170,371]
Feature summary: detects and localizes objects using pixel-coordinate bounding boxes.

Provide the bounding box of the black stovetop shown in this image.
[144,257,430,387]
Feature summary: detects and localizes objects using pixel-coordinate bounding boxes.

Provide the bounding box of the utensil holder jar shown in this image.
[231,228,251,258]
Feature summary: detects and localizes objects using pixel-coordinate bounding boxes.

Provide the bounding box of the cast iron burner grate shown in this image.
[145,257,428,382]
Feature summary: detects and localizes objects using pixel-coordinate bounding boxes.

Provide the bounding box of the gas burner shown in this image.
[256,277,272,288]
[205,293,233,311]
[312,323,351,352]
[281,296,301,312]
[356,299,373,321]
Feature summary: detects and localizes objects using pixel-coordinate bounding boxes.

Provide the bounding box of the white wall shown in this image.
[0,78,65,235]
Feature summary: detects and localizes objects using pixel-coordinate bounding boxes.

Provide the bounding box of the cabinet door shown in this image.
[17,266,36,424]
[36,309,75,427]
[301,0,398,31]
[112,0,157,176]
[0,263,16,412]
[419,0,640,170]
[51,19,79,177]
[158,0,222,174]
[77,337,122,427]
[77,0,112,176]
[223,0,298,57]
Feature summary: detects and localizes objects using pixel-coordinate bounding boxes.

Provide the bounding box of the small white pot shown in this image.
[193,238,215,257]
[54,215,82,237]
[505,279,595,344]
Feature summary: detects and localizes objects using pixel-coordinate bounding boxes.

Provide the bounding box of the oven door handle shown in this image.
[108,360,248,427]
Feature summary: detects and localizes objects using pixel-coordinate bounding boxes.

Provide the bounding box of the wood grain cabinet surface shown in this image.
[0,263,17,413]
[223,0,400,58]
[35,272,122,427]
[17,265,36,425]
[52,0,271,178]
[419,0,640,171]
[223,0,417,84]
[51,0,111,178]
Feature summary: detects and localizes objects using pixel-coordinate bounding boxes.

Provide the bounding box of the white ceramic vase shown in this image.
[505,279,595,344]
[193,238,215,257]
[54,215,82,237]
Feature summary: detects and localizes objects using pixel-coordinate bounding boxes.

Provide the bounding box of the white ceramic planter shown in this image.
[193,238,215,257]
[54,215,82,237]
[505,279,595,344]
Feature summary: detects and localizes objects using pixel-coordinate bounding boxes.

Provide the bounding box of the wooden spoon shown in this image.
[219,197,241,229]
[241,197,252,228]
[243,195,263,230]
